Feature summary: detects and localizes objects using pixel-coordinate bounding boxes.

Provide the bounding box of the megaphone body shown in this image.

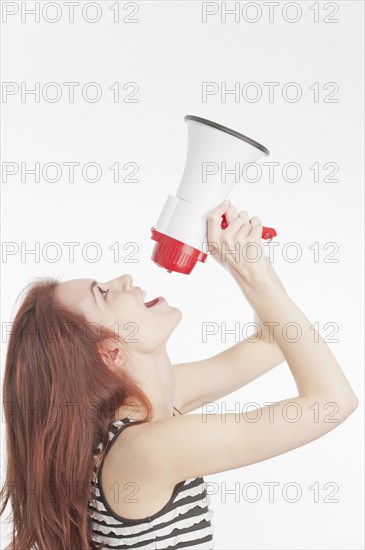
[151,115,276,275]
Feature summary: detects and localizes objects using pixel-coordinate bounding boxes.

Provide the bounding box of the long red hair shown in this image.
[0,277,153,549]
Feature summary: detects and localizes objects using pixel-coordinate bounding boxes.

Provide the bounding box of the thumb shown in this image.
[208,199,231,219]
[207,199,231,255]
[207,199,231,233]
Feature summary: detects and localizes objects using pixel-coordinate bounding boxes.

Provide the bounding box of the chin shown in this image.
[171,305,182,318]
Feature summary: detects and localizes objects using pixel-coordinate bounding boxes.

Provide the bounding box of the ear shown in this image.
[98,340,127,369]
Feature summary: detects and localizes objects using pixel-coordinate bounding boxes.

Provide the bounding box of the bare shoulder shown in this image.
[100,421,181,521]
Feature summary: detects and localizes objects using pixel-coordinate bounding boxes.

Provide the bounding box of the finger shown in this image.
[238,210,250,224]
[226,214,249,233]
[227,211,252,236]
[250,218,263,240]
[250,216,263,236]
[225,205,238,224]
[236,220,252,237]
[250,215,262,227]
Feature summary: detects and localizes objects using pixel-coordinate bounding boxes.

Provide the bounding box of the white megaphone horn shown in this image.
[150,115,277,275]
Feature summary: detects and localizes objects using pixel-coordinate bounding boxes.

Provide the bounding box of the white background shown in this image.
[1,1,364,548]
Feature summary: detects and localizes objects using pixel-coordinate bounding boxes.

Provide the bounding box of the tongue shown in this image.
[144,297,159,308]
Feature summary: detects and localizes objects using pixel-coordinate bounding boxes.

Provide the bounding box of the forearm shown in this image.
[253,258,287,343]
[237,275,358,405]
[254,309,280,345]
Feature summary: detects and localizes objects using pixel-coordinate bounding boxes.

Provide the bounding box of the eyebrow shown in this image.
[90,281,97,304]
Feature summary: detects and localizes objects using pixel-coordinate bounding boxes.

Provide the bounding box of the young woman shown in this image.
[0,200,358,549]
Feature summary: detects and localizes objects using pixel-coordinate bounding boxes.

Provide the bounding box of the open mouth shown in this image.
[144,297,164,308]
[140,288,164,308]
[144,297,158,308]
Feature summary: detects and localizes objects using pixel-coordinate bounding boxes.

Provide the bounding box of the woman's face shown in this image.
[55,273,182,353]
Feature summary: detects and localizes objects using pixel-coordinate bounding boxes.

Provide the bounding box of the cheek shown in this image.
[120,309,159,344]
[111,304,148,330]
[82,304,104,325]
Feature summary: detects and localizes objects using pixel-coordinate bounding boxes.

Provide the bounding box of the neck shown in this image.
[114,345,176,423]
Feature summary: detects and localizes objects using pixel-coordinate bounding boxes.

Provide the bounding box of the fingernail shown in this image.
[223,199,230,205]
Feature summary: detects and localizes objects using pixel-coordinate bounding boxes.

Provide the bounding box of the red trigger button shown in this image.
[221,213,228,230]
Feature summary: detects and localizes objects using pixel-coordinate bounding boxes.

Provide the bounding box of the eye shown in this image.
[97,286,109,299]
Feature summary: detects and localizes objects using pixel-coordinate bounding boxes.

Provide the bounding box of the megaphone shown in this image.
[150,115,277,275]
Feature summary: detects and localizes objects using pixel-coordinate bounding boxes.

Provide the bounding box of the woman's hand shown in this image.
[206,200,271,286]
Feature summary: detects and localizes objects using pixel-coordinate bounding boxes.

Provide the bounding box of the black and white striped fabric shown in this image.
[88,413,215,549]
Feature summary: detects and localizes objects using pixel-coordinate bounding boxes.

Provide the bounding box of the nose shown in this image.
[120,274,133,290]
[107,274,133,291]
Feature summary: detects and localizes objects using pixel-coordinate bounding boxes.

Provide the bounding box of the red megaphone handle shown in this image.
[221,214,277,241]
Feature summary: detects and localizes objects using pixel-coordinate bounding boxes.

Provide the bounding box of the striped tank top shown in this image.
[88,407,215,549]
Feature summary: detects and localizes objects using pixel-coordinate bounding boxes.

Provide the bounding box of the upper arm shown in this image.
[172,337,286,414]
[123,394,356,486]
